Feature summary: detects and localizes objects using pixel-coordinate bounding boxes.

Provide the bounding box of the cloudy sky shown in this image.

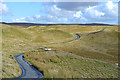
[0,0,119,25]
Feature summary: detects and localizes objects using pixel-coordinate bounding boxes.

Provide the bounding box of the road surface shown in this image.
[14,53,43,78]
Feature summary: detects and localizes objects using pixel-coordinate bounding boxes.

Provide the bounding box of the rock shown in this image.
[45,48,52,51]
[115,63,118,66]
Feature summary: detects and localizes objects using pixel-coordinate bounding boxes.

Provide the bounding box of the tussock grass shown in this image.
[24,50,118,78]
[2,24,74,78]
[2,24,119,78]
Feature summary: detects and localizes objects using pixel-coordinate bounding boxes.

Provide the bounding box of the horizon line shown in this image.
[0,22,117,26]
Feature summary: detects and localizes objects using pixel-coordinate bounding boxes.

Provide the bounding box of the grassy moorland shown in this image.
[2,24,119,78]
[0,24,2,78]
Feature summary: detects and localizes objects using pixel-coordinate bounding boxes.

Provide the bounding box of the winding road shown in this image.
[89,27,107,34]
[12,34,80,79]
[13,27,106,79]
[14,53,43,79]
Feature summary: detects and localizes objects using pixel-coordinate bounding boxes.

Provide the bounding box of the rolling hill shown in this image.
[1,23,119,78]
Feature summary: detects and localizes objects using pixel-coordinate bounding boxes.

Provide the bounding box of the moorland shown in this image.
[1,23,119,78]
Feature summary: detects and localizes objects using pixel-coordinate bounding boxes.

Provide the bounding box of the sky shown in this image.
[0,0,119,25]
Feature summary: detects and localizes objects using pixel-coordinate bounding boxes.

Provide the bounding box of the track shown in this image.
[13,53,43,79]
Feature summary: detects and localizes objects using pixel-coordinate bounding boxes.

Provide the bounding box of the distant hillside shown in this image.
[0,22,113,27]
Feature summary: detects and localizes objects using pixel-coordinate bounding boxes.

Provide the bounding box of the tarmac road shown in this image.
[14,53,43,78]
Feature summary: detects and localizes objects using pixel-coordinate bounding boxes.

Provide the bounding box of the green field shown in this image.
[2,24,119,78]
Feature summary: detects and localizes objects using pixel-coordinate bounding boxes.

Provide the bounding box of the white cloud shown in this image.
[0,0,4,2]
[0,0,9,15]
[106,1,114,10]
[73,11,82,18]
[27,16,34,21]
[12,19,28,22]
[20,17,25,19]
[35,15,40,18]
[12,17,28,22]
[85,6,105,18]
[48,15,53,19]
[106,1,118,16]
[64,18,68,22]
[53,5,61,11]
[95,10,105,16]
[0,17,2,21]
[11,1,117,24]
[83,0,117,24]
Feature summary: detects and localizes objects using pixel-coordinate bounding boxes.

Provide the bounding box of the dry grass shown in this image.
[24,49,118,78]
[2,24,119,78]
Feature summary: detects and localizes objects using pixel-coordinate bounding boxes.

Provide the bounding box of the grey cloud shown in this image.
[42,2,98,11]
[56,2,98,11]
